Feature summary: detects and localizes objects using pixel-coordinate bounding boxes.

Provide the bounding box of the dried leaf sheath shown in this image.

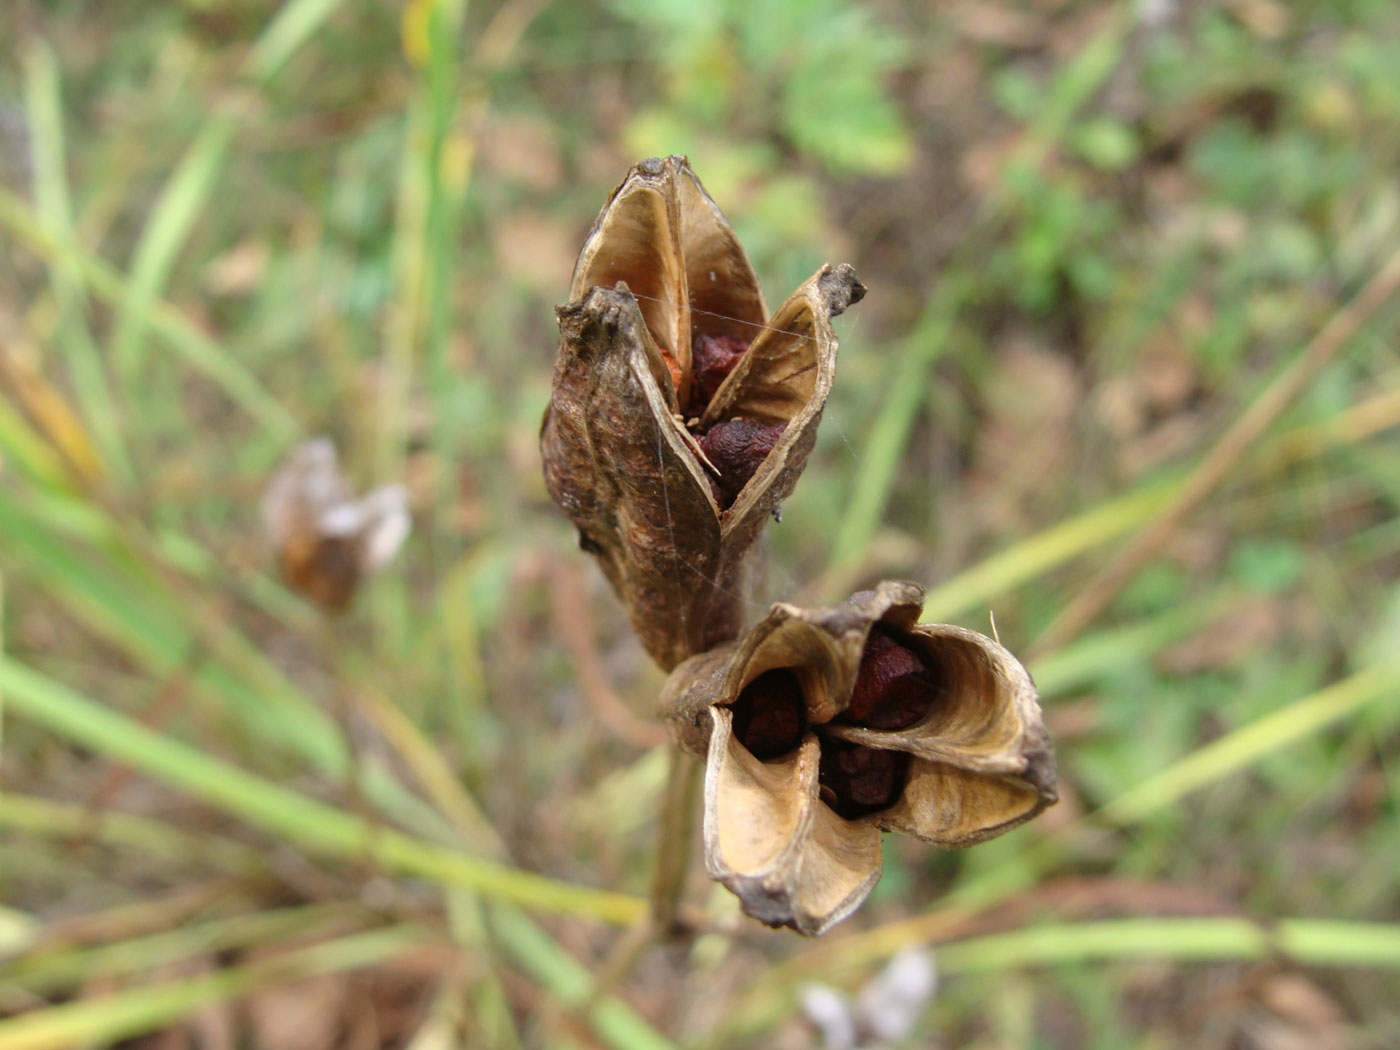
[541,155,865,669]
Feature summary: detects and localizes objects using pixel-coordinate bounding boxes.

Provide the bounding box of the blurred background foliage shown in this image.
[3,0,1400,1047]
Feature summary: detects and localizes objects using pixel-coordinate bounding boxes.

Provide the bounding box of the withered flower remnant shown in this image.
[540,155,865,670]
[261,438,409,612]
[659,581,1057,935]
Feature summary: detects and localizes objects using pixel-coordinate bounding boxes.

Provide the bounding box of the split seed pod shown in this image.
[540,155,866,670]
[660,580,1057,935]
[261,438,410,612]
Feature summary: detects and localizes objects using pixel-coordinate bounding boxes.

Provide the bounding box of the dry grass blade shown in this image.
[1033,245,1400,656]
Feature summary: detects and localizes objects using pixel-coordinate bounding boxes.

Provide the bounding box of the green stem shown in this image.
[649,744,703,934]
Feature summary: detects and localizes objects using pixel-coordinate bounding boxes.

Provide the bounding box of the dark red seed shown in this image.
[698,419,785,508]
[846,626,938,730]
[728,668,806,760]
[818,739,909,818]
[692,333,750,406]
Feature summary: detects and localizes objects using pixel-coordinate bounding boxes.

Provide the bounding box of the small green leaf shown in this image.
[1071,117,1139,171]
[1229,541,1306,594]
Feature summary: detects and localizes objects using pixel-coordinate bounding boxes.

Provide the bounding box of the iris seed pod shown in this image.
[261,438,410,612]
[659,581,1057,935]
[541,155,866,670]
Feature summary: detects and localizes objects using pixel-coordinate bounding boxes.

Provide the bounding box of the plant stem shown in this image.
[650,744,702,935]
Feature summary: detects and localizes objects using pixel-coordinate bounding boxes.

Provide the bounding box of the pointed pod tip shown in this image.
[1022,736,1060,803]
[818,263,868,317]
[632,154,691,179]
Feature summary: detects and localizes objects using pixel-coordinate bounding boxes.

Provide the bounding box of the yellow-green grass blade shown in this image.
[0,793,267,875]
[344,659,505,856]
[0,659,646,926]
[0,399,71,489]
[1099,652,1400,826]
[21,39,133,485]
[829,12,1131,569]
[937,918,1400,974]
[7,905,363,995]
[417,0,473,528]
[920,479,1175,623]
[829,278,965,568]
[110,118,235,384]
[370,91,433,650]
[894,376,1400,630]
[446,893,525,1050]
[0,925,428,1050]
[1030,591,1239,700]
[0,491,479,844]
[722,917,1400,1044]
[0,491,343,771]
[489,907,677,1050]
[0,185,296,444]
[247,0,350,85]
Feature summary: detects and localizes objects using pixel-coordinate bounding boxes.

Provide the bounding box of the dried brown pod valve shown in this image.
[261,438,409,613]
[659,580,1057,935]
[540,155,866,670]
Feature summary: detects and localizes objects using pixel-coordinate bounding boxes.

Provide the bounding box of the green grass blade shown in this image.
[0,926,427,1050]
[111,117,235,383]
[1030,591,1238,699]
[0,792,266,874]
[19,41,73,327]
[919,479,1175,623]
[0,185,296,443]
[0,492,345,771]
[1009,9,1130,171]
[0,659,646,925]
[370,102,429,650]
[830,279,965,567]
[0,400,70,488]
[8,905,359,994]
[937,918,1400,974]
[829,13,1131,570]
[247,0,349,85]
[0,491,492,845]
[21,39,134,485]
[489,907,678,1050]
[446,893,526,1050]
[1100,654,1400,825]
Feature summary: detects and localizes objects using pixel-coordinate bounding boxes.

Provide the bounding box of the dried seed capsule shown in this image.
[541,155,865,669]
[261,438,410,613]
[660,580,1058,935]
